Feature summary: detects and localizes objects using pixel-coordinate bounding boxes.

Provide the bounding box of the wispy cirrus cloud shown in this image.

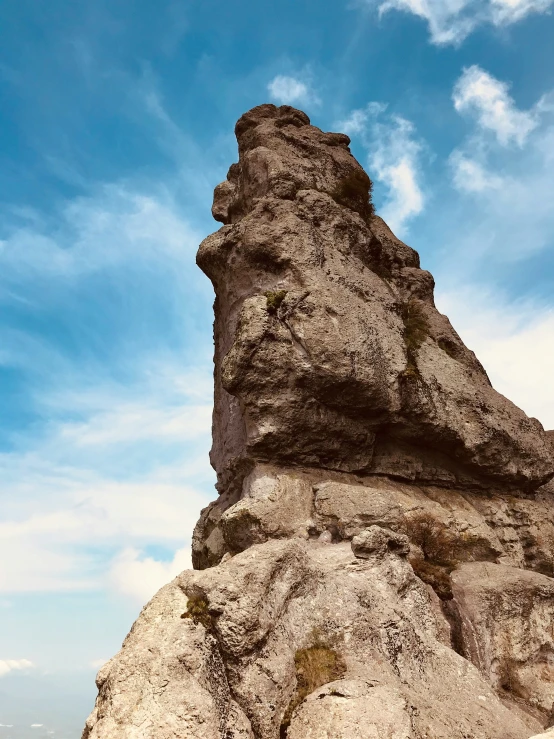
[437,287,554,429]
[366,0,554,45]
[0,176,216,602]
[0,184,204,281]
[448,151,505,192]
[336,103,425,235]
[0,659,34,678]
[453,65,538,146]
[109,545,192,603]
[0,357,213,595]
[446,67,554,264]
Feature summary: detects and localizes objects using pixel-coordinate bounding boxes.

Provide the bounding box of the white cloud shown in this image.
[90,658,108,670]
[446,69,554,264]
[0,328,213,597]
[30,725,44,728]
[0,177,216,603]
[453,66,538,146]
[3,364,211,605]
[0,184,202,281]
[377,0,479,44]
[449,151,505,191]
[0,454,211,593]
[267,75,318,106]
[370,117,425,234]
[0,659,34,677]
[371,0,554,45]
[336,103,388,135]
[59,402,211,447]
[491,0,554,23]
[109,545,192,603]
[335,105,425,235]
[437,288,554,430]
[335,102,425,235]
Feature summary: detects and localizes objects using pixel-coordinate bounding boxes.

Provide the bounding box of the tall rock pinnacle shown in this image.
[198,103,552,496]
[83,106,554,739]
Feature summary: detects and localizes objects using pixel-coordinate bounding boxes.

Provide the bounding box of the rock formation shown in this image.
[83,104,554,739]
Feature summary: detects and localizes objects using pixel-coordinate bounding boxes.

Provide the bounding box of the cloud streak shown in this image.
[437,288,554,430]
[0,659,34,678]
[267,75,319,106]
[445,67,554,266]
[453,66,538,146]
[0,177,216,602]
[0,367,213,594]
[337,104,425,235]
[109,545,192,603]
[370,0,554,45]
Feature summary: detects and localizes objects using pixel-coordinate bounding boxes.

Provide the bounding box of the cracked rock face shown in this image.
[84,105,554,739]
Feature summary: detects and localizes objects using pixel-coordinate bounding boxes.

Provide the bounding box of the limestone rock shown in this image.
[452,562,554,720]
[82,580,254,739]
[84,105,554,739]
[85,538,541,739]
[198,103,553,493]
[286,681,414,739]
[351,525,410,560]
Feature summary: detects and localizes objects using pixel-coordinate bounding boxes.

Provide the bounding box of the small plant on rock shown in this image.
[331,169,375,222]
[400,299,430,378]
[264,289,287,314]
[181,594,213,631]
[401,299,430,354]
[437,338,458,360]
[280,629,346,737]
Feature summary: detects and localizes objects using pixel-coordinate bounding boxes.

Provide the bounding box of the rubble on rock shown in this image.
[83,105,554,739]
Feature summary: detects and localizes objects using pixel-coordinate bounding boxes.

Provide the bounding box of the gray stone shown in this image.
[85,539,540,739]
[351,526,410,560]
[451,562,554,720]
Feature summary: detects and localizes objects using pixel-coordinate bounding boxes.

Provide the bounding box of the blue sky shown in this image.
[1,0,554,735]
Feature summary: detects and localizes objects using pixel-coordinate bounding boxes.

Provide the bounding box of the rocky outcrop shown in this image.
[198,104,552,496]
[84,105,554,739]
[452,562,554,717]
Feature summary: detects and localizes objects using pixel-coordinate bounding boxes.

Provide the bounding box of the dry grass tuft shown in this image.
[401,300,430,354]
[331,169,375,222]
[437,338,458,359]
[280,630,346,737]
[399,299,430,379]
[181,595,213,631]
[410,559,454,600]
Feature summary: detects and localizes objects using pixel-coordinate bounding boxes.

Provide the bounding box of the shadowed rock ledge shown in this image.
[83,105,554,739]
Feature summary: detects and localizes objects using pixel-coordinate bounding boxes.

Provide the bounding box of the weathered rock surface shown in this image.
[531,730,554,739]
[452,562,554,718]
[84,105,554,739]
[192,463,554,575]
[85,538,542,739]
[198,104,552,494]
